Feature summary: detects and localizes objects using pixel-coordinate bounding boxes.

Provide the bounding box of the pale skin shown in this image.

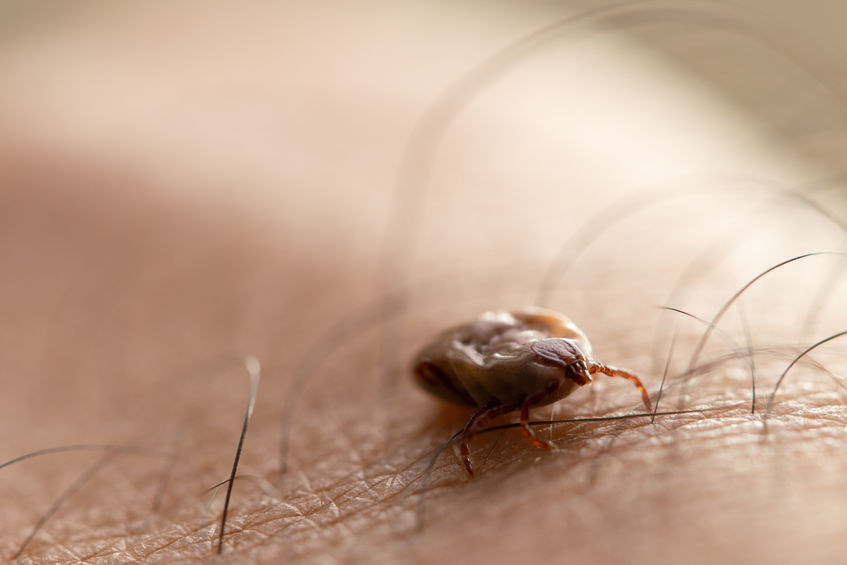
[2,2,847,564]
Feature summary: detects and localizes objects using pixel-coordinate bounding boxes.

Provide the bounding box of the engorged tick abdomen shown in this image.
[413,307,595,409]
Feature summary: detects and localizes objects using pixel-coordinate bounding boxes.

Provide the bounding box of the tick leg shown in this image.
[458,404,514,476]
[519,393,555,450]
[590,363,652,410]
[459,439,474,477]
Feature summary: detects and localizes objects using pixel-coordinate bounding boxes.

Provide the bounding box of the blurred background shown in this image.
[1,1,847,563]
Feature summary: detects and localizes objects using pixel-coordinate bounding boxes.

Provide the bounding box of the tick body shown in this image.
[413,307,651,475]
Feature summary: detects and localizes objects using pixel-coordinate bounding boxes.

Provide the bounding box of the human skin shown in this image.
[2,2,847,564]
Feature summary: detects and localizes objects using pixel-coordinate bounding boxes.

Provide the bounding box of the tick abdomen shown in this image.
[414,308,590,407]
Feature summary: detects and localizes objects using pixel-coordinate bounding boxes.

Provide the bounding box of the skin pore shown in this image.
[2,1,847,563]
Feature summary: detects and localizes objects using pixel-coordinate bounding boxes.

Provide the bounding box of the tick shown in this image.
[413,307,651,475]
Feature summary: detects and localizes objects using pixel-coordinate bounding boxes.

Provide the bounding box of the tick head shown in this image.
[530,338,592,387]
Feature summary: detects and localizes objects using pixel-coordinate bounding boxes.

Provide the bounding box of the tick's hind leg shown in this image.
[458,404,514,476]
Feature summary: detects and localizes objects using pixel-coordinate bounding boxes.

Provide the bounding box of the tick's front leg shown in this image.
[590,363,652,410]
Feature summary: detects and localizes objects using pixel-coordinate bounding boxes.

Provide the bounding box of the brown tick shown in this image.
[413,307,651,475]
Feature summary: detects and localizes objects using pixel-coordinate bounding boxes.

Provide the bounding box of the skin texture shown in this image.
[2,2,847,564]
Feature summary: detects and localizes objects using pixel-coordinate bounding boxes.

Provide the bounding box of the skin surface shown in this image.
[2,2,847,564]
